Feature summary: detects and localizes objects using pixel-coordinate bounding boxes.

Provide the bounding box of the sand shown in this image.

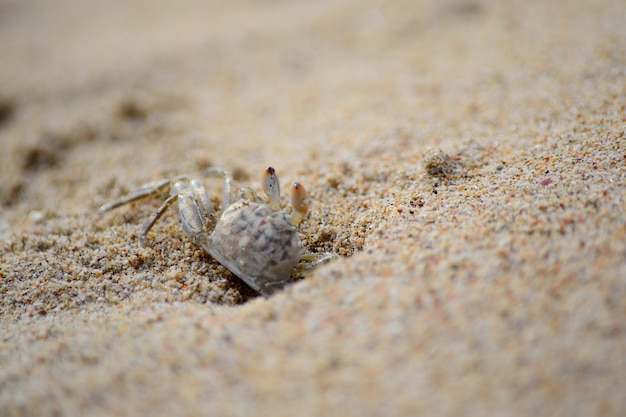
[1,0,625,415]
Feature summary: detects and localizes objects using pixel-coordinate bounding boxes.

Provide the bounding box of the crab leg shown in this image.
[98,179,174,213]
[137,194,179,247]
[204,168,233,210]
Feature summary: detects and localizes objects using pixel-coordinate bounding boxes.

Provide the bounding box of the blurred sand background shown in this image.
[1,0,625,415]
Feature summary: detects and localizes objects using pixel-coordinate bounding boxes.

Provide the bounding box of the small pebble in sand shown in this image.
[421,149,464,179]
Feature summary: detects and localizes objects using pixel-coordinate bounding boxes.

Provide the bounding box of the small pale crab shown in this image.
[99,167,330,296]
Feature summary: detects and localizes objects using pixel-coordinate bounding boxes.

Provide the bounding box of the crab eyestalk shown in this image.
[263,166,281,211]
[288,182,309,226]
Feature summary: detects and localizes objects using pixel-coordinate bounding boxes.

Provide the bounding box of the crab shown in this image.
[99,167,329,296]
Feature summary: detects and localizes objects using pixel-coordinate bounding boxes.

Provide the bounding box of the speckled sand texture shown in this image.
[1,0,625,416]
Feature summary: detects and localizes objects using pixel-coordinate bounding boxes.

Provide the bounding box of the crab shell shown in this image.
[196,199,305,296]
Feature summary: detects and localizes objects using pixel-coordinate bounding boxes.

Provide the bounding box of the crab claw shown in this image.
[288,182,309,226]
[262,167,281,210]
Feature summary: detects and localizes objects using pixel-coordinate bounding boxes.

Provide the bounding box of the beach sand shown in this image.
[1,0,625,415]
